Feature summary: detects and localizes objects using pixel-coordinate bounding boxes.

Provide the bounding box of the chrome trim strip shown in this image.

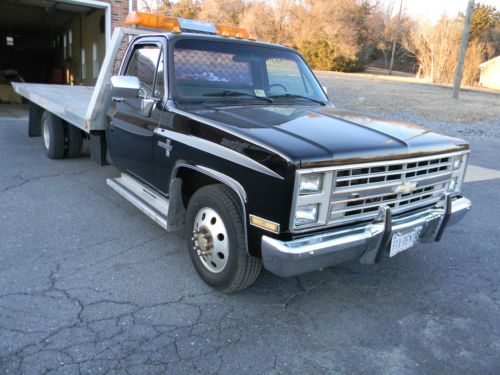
[296,151,470,174]
[173,163,251,253]
[107,177,169,230]
[165,104,293,163]
[155,127,283,180]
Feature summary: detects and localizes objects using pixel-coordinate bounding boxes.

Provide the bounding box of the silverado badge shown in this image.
[158,139,173,157]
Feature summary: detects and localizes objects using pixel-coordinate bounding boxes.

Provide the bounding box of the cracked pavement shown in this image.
[1,105,499,374]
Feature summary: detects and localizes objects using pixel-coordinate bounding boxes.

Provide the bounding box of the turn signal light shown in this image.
[125,11,181,32]
[250,215,280,234]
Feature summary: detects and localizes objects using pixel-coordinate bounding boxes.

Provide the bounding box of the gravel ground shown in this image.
[316,71,500,141]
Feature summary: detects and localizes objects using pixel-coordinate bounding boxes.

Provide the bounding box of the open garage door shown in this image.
[0,0,110,103]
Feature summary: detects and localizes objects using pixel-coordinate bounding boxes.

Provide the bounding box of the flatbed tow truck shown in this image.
[12,12,471,292]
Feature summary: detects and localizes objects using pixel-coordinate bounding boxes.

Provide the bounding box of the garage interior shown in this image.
[0,0,107,103]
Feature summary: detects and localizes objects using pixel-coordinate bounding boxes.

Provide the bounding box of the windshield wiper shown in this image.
[268,93,326,105]
[203,90,273,103]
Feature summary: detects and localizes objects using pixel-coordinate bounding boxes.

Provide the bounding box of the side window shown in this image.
[266,58,310,95]
[125,44,163,98]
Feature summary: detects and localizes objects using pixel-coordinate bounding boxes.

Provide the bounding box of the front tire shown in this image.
[186,184,262,293]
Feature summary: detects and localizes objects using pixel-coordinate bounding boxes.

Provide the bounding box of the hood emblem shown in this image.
[393,181,417,195]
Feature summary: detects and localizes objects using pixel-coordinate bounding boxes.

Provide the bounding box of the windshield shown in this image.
[172,39,327,104]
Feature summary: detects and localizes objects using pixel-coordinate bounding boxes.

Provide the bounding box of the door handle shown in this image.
[112,97,124,103]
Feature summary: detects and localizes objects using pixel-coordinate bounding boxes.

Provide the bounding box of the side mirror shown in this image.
[110,76,140,99]
[322,85,328,95]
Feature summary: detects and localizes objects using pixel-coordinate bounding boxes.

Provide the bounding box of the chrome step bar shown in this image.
[106,173,170,230]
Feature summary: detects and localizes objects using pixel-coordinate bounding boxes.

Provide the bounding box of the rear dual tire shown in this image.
[41,111,83,159]
[42,111,65,159]
[66,124,83,158]
[186,184,262,293]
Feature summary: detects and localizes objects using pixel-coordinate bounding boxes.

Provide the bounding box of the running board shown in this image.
[106,173,170,230]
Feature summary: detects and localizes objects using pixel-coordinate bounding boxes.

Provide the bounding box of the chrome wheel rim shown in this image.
[192,207,229,273]
[43,118,50,150]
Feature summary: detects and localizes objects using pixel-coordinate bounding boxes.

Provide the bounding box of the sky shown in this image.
[400,0,500,23]
[144,0,499,23]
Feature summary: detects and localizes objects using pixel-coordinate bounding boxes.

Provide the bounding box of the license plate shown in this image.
[389,226,423,257]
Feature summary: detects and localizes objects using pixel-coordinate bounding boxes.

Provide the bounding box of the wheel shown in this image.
[41,111,65,159]
[65,124,83,158]
[186,184,262,293]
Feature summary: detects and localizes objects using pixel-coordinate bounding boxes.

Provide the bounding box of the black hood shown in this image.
[180,104,469,168]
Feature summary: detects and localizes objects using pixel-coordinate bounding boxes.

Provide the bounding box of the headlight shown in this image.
[292,171,334,229]
[452,155,464,170]
[295,204,319,226]
[449,153,468,194]
[299,173,323,195]
[448,178,457,192]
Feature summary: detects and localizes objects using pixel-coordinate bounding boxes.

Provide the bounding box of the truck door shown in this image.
[107,40,165,185]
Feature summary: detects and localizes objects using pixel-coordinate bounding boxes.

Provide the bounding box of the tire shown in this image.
[186,184,262,293]
[41,111,65,159]
[66,124,83,158]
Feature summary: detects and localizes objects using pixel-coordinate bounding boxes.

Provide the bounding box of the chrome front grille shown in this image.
[329,156,453,225]
[335,156,451,188]
[291,151,468,232]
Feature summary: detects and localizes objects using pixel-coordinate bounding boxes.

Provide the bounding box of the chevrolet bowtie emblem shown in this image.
[158,139,173,157]
[393,181,417,195]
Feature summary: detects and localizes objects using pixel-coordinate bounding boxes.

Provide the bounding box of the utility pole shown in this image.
[452,0,474,99]
[389,0,403,75]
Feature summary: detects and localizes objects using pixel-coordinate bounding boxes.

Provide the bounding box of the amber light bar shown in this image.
[125,11,181,32]
[215,24,249,39]
[124,11,249,39]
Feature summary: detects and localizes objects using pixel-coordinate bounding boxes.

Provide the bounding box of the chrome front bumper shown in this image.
[261,195,471,278]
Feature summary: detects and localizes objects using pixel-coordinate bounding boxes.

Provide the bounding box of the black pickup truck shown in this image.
[16,17,471,293]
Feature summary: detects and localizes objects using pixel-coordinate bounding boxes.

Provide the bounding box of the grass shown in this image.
[316,71,500,124]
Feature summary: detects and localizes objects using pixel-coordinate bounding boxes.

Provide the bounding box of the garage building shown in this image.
[0,0,136,103]
[479,56,500,91]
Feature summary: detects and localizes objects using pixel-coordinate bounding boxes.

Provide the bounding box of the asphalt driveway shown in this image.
[0,104,499,374]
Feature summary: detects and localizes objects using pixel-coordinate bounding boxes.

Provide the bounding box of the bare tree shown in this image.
[240,0,295,44]
[197,0,247,25]
[139,0,171,13]
[171,0,201,18]
[403,15,486,85]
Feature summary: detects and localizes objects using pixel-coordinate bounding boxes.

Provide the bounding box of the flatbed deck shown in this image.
[11,27,150,135]
[12,83,94,131]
